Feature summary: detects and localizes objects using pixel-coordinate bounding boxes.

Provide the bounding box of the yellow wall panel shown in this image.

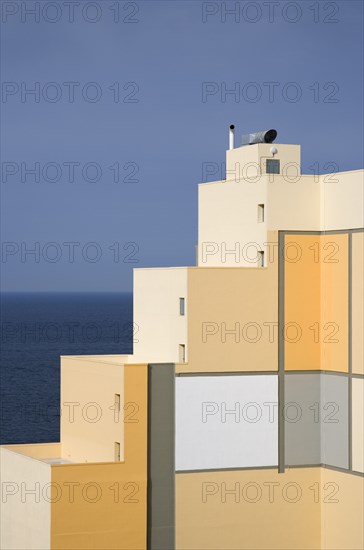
[321,469,364,550]
[320,234,348,372]
[176,468,321,549]
[285,234,321,370]
[285,233,348,372]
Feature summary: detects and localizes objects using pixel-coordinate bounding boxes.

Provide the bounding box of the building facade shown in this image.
[1,128,363,549]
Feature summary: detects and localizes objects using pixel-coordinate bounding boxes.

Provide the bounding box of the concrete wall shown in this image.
[133,268,188,363]
[0,448,51,550]
[61,356,125,463]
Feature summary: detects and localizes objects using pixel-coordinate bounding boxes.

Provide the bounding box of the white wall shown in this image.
[0,448,51,550]
[175,375,278,470]
[133,267,188,363]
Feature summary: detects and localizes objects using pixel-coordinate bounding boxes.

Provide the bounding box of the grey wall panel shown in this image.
[285,374,321,466]
[320,374,349,469]
[148,364,175,550]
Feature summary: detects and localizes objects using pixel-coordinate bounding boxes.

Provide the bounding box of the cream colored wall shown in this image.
[0,448,51,550]
[226,143,301,179]
[352,378,364,474]
[133,267,188,363]
[320,171,364,231]
[321,469,364,550]
[61,356,125,463]
[352,232,364,374]
[267,175,320,230]
[2,443,61,460]
[198,177,268,267]
[176,467,321,550]
[183,231,278,373]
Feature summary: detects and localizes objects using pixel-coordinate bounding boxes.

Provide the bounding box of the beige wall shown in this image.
[321,468,364,550]
[184,232,278,373]
[61,356,125,463]
[0,448,51,550]
[133,267,188,363]
[176,467,321,550]
[352,232,364,374]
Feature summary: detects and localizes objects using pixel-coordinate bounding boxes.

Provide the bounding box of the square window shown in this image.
[266,159,280,174]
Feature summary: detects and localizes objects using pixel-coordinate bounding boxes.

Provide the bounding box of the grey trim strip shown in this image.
[321,464,364,478]
[176,371,278,377]
[147,364,175,550]
[281,228,364,235]
[278,231,285,474]
[177,369,363,379]
[285,370,364,378]
[176,465,363,477]
[176,465,278,474]
[286,370,347,376]
[288,464,364,477]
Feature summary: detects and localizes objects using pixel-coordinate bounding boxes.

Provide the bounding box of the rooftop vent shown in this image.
[241,129,277,146]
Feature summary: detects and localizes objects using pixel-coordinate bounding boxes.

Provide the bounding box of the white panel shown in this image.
[176,375,278,471]
[0,448,51,550]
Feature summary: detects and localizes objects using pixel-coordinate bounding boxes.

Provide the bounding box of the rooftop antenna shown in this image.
[229,124,235,150]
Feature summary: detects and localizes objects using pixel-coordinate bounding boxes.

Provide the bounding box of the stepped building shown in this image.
[1,127,363,550]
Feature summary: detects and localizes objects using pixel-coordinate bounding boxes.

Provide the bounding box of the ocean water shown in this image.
[0,292,133,445]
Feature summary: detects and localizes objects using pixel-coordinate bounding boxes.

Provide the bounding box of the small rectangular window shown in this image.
[179,344,186,363]
[258,251,264,267]
[114,394,121,412]
[114,442,121,462]
[179,297,185,316]
[266,159,280,174]
[258,204,265,223]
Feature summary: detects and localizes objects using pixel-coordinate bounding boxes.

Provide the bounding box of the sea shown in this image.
[0,292,133,445]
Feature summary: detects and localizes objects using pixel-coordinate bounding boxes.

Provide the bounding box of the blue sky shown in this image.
[1,0,363,292]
